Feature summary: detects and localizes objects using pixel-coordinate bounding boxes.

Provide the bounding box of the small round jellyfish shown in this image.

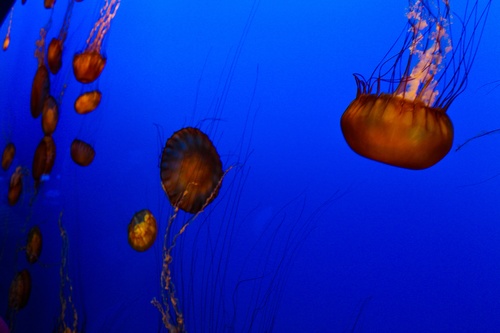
[2,142,15,171]
[8,270,31,311]
[74,90,101,114]
[72,0,120,83]
[70,139,95,166]
[128,209,157,252]
[26,226,43,264]
[42,95,59,135]
[8,166,23,206]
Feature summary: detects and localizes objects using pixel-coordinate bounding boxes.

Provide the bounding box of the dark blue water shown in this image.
[1,0,499,332]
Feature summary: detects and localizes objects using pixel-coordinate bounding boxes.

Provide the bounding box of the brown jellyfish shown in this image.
[2,8,12,52]
[31,27,50,118]
[160,127,223,214]
[44,0,56,9]
[340,0,491,170]
[26,226,43,264]
[72,0,120,83]
[32,136,56,186]
[42,95,59,135]
[8,166,23,206]
[2,142,15,171]
[70,139,95,166]
[47,0,76,74]
[128,209,158,252]
[74,90,102,114]
[8,269,31,311]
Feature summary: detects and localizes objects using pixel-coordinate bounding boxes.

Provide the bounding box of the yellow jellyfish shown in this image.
[340,0,492,169]
[128,209,158,252]
[72,0,120,83]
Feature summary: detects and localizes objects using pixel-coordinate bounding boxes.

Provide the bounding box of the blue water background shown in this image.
[0,0,500,332]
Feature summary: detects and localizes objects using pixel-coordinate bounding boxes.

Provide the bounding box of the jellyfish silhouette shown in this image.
[160,127,223,214]
[340,0,492,169]
[2,142,15,171]
[72,0,120,83]
[70,139,95,166]
[26,226,43,264]
[128,209,157,252]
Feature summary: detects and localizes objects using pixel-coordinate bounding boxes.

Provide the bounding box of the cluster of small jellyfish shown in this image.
[0,0,495,332]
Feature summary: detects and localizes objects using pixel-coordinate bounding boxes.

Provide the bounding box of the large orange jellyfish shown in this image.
[340,0,492,169]
[72,0,120,83]
[26,226,43,264]
[128,209,157,252]
[153,127,228,332]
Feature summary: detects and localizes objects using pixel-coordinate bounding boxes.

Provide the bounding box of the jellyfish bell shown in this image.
[8,269,31,311]
[70,139,95,166]
[72,51,106,84]
[44,0,56,9]
[340,0,491,170]
[74,90,102,114]
[2,142,15,171]
[128,209,157,252]
[30,64,50,118]
[32,136,56,187]
[42,95,59,135]
[47,38,63,74]
[26,226,43,264]
[8,166,24,206]
[160,127,224,214]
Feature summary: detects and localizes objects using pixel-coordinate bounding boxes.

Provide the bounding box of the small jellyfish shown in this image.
[31,27,50,118]
[2,8,13,52]
[8,270,31,311]
[2,142,15,171]
[42,95,59,135]
[8,166,23,206]
[26,226,43,264]
[128,209,157,252]
[160,127,223,214]
[340,0,492,169]
[44,0,56,9]
[47,0,76,74]
[32,136,56,187]
[74,90,101,114]
[70,139,95,166]
[72,0,120,83]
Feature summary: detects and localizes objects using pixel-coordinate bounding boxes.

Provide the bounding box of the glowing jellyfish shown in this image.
[31,27,50,119]
[26,226,43,264]
[8,269,31,311]
[70,139,95,166]
[47,0,76,74]
[8,166,24,206]
[72,0,120,83]
[128,209,157,252]
[2,142,15,171]
[2,8,13,52]
[42,95,59,135]
[160,127,224,214]
[32,136,56,187]
[340,0,492,169]
[74,90,101,114]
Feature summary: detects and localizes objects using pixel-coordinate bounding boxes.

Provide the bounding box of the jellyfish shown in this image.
[2,142,15,171]
[72,0,120,83]
[160,127,224,214]
[26,226,43,264]
[44,0,56,9]
[47,0,76,74]
[70,139,95,166]
[340,0,492,169]
[74,90,101,114]
[42,95,59,135]
[32,136,56,187]
[128,209,157,252]
[2,7,13,52]
[8,166,24,206]
[8,269,31,311]
[31,26,51,119]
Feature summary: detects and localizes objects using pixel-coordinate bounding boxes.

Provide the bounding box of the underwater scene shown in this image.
[0,0,499,332]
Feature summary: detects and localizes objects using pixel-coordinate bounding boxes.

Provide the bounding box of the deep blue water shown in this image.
[0,0,500,332]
